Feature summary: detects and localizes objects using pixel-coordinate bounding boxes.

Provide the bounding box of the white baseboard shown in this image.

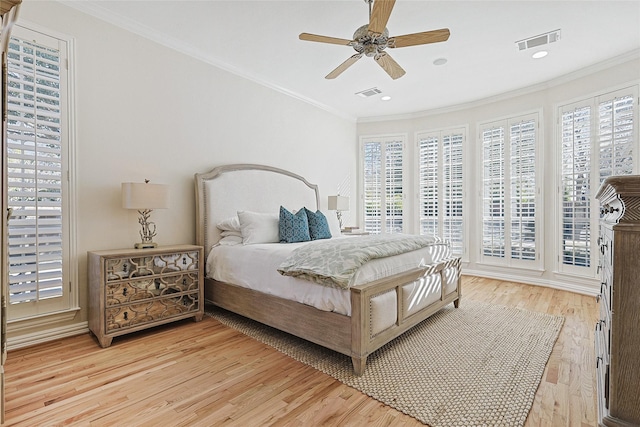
[7,322,89,351]
[462,269,599,296]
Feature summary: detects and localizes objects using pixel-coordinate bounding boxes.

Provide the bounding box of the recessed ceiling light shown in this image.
[433,58,448,66]
[381,95,392,101]
[532,50,548,59]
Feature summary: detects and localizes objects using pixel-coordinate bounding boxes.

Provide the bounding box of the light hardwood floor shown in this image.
[4,276,598,426]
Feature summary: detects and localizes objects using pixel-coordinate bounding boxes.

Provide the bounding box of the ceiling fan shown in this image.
[299,0,450,80]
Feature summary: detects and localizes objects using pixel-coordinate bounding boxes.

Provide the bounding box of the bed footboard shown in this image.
[349,256,462,375]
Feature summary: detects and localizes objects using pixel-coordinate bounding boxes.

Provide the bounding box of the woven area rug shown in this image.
[206,300,564,427]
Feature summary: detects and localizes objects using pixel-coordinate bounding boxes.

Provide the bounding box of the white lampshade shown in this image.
[122,182,169,210]
[328,195,349,211]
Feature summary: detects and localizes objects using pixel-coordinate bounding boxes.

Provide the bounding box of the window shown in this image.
[480,113,540,267]
[558,87,637,274]
[5,25,74,319]
[361,135,405,234]
[417,128,464,256]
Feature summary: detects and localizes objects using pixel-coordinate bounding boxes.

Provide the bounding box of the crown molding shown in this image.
[56,0,357,123]
[357,49,640,123]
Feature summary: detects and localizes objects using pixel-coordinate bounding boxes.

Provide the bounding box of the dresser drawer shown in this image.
[156,271,200,292]
[154,251,200,272]
[106,279,158,306]
[105,256,155,282]
[105,293,200,332]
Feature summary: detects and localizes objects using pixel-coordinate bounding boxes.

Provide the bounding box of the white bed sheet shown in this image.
[206,237,451,316]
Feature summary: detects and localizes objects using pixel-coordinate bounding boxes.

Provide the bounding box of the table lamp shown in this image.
[328,195,349,229]
[122,180,169,249]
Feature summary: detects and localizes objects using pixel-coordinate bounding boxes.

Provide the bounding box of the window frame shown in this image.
[555,85,639,278]
[5,23,78,323]
[477,111,543,271]
[415,126,466,259]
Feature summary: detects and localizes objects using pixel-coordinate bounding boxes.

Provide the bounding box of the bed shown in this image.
[195,164,462,375]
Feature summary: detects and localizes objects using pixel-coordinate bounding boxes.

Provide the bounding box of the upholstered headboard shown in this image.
[195,164,320,258]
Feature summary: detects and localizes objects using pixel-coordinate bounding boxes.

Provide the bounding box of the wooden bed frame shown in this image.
[195,164,462,375]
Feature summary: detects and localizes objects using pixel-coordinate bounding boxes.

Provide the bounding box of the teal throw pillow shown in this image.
[304,208,332,240]
[279,206,311,243]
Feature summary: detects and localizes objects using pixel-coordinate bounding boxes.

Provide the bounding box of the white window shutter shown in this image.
[482,126,506,259]
[558,88,636,272]
[509,119,536,261]
[598,94,634,183]
[418,129,464,256]
[6,33,64,304]
[480,113,539,266]
[559,104,592,268]
[362,136,404,234]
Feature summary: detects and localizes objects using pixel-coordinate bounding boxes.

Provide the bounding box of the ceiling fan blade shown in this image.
[368,0,396,36]
[325,54,363,79]
[374,52,406,80]
[390,28,451,48]
[299,33,353,46]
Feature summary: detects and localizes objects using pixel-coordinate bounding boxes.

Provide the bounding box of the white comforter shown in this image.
[207,237,451,316]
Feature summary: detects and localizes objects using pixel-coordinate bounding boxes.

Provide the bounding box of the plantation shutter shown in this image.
[558,88,636,273]
[363,141,382,233]
[509,119,536,260]
[598,93,634,183]
[559,104,592,269]
[362,136,404,234]
[6,30,65,306]
[385,140,403,233]
[418,129,464,256]
[481,126,505,258]
[418,134,438,237]
[481,113,539,266]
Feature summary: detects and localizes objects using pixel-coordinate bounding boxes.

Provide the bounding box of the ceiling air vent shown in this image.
[516,29,561,51]
[356,87,382,98]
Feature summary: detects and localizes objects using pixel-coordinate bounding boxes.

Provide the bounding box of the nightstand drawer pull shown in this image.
[122,287,128,297]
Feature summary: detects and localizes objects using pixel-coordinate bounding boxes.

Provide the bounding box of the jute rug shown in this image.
[206,300,564,427]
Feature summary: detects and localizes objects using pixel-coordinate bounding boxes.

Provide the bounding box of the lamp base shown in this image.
[134,242,158,249]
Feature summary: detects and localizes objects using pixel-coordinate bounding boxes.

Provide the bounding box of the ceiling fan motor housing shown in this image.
[353,24,389,56]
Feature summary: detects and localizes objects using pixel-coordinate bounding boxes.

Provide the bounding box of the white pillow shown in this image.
[219,235,243,246]
[217,215,241,232]
[322,209,342,237]
[237,210,279,244]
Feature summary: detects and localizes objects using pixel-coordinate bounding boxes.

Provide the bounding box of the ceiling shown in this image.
[60,0,640,121]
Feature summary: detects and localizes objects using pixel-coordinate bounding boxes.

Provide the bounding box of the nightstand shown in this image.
[88,244,204,348]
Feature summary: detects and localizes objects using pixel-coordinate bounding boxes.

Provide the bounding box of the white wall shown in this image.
[10,1,357,342]
[357,54,640,295]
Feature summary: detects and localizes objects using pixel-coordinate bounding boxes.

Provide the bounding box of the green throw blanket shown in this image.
[277,234,444,289]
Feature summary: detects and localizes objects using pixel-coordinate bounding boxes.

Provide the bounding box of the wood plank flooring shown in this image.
[3,276,598,426]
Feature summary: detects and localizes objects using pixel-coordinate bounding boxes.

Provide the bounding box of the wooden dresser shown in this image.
[88,245,204,347]
[595,176,640,427]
